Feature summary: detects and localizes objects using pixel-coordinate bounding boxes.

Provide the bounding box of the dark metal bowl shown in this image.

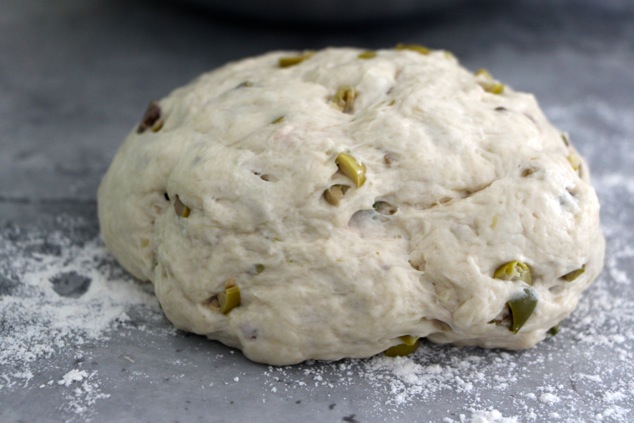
[188,0,468,23]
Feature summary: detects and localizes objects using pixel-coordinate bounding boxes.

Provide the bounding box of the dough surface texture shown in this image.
[98,47,604,365]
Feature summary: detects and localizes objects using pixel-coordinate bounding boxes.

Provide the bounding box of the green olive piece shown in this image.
[254,264,265,274]
[332,86,357,114]
[475,68,493,79]
[395,43,430,55]
[335,153,366,187]
[508,288,538,334]
[174,195,190,218]
[561,133,570,146]
[272,116,285,124]
[323,184,351,206]
[358,50,377,59]
[561,265,585,282]
[218,285,241,314]
[494,261,532,285]
[475,69,505,94]
[398,335,418,346]
[486,83,505,94]
[278,51,314,68]
[567,154,581,173]
[384,336,420,357]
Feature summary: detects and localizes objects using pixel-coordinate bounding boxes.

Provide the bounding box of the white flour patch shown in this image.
[254,171,634,421]
[0,220,161,421]
[1,167,632,422]
[539,393,560,405]
[58,369,89,387]
[466,409,518,423]
[58,370,110,417]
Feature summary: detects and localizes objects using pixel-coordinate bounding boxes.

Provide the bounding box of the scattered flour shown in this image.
[58,369,89,387]
[58,370,110,416]
[0,219,160,421]
[255,172,634,421]
[0,169,632,422]
[467,409,518,423]
[539,393,560,405]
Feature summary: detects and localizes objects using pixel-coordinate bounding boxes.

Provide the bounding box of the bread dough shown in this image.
[97,47,604,365]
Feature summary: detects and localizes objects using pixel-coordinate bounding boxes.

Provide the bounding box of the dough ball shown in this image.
[97,47,604,365]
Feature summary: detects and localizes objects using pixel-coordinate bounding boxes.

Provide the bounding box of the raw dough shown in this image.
[98,47,605,365]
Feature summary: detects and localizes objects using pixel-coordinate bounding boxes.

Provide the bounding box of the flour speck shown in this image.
[58,369,89,387]
[0,220,161,420]
[1,168,632,422]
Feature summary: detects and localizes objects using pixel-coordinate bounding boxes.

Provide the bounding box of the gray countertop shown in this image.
[1,1,633,422]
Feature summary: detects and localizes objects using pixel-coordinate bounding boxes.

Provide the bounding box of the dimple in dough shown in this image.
[97,47,605,365]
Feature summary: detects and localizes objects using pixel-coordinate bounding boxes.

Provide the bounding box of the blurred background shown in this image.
[1,0,632,218]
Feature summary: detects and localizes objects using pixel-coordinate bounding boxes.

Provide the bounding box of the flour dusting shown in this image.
[255,172,633,421]
[0,168,632,423]
[0,219,161,421]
